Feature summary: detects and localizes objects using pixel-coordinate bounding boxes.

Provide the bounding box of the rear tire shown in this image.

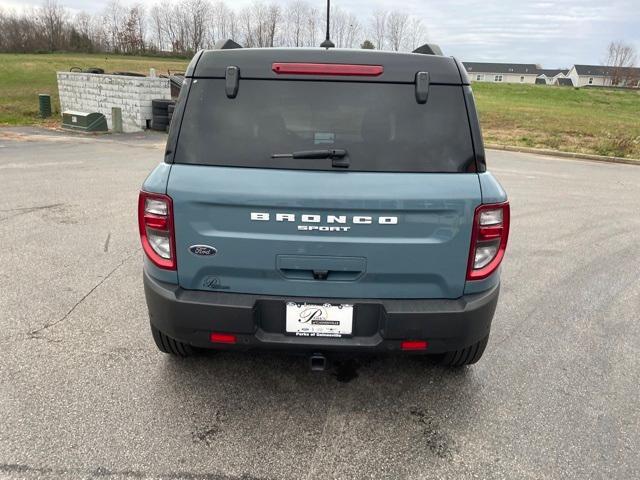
[436,334,489,367]
[151,323,197,357]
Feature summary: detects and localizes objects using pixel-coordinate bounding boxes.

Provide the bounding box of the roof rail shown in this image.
[214,39,242,50]
[412,44,443,56]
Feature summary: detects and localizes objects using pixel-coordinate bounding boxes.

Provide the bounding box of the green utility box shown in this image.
[61,110,108,132]
[38,94,52,118]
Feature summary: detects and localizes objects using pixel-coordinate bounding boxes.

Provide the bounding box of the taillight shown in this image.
[467,202,510,280]
[138,191,176,270]
[272,62,384,76]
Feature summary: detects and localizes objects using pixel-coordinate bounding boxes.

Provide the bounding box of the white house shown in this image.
[567,65,640,88]
[462,62,540,84]
[536,69,569,85]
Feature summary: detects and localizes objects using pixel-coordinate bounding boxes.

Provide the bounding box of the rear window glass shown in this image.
[174,79,475,172]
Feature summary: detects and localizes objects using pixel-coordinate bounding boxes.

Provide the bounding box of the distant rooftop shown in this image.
[573,64,640,76]
[537,69,569,77]
[462,62,540,75]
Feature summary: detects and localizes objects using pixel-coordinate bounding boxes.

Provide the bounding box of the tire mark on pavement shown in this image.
[0,203,65,223]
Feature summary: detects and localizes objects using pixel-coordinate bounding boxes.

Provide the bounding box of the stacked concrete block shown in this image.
[56,72,171,133]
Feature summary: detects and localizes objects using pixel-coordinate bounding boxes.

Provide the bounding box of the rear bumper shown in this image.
[143,271,499,354]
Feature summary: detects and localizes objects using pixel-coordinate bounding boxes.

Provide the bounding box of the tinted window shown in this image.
[175,80,475,172]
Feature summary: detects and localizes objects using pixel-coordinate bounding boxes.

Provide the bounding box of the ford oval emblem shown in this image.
[189,245,217,256]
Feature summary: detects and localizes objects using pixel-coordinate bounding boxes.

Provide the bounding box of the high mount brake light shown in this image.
[272,62,384,76]
[138,191,176,270]
[467,202,510,280]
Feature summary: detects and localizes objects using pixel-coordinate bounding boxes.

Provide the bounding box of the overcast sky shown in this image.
[1,0,639,67]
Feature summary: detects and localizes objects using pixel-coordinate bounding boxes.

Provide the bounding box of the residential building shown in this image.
[462,62,540,84]
[463,61,639,88]
[536,69,569,85]
[567,65,640,88]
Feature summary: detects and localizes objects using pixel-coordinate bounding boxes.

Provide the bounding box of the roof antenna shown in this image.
[320,0,335,48]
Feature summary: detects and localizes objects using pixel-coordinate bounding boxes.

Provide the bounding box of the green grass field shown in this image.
[473,83,640,158]
[1,53,639,158]
[0,52,188,125]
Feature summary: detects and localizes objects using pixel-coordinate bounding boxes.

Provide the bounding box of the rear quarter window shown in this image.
[174,79,475,173]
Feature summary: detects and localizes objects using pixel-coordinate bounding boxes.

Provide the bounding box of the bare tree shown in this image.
[386,10,408,52]
[605,41,638,86]
[238,7,252,47]
[369,9,387,50]
[39,0,67,51]
[239,1,281,48]
[121,5,145,54]
[305,6,320,46]
[0,0,435,55]
[211,1,236,44]
[183,0,211,52]
[265,3,281,47]
[344,12,361,49]
[406,17,427,51]
[164,0,189,53]
[149,4,165,51]
[103,0,127,52]
[330,5,359,48]
[20,6,47,51]
[286,0,307,47]
[226,9,239,43]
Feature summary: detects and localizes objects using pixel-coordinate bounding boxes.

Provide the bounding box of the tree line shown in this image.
[0,0,428,55]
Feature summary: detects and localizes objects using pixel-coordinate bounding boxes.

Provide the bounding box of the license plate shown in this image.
[285,302,353,338]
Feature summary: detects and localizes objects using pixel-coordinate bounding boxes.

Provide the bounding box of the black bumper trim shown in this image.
[143,271,499,354]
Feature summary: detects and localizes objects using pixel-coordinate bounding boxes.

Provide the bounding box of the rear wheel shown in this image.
[436,334,489,367]
[151,323,197,357]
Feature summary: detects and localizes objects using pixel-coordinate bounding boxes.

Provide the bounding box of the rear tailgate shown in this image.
[169,66,480,300]
[168,166,480,299]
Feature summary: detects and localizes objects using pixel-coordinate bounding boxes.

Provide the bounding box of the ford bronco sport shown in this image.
[139,42,509,367]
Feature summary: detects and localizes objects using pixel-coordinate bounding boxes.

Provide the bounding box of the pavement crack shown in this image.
[28,254,134,337]
[104,232,111,252]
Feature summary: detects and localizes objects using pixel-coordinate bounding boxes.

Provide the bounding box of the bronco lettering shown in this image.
[250,212,398,225]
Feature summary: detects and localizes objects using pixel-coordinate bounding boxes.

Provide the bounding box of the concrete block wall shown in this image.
[56,72,171,132]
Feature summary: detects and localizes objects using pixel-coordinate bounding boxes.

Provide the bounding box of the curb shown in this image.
[486,144,640,166]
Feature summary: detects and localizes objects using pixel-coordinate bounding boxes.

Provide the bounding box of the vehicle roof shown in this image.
[186,48,467,85]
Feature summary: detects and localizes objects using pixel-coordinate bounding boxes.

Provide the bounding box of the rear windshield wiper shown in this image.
[272,149,347,159]
[271,149,349,168]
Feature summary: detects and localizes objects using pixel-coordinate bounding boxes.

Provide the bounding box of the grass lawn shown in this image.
[0,52,188,125]
[0,53,638,158]
[473,83,640,158]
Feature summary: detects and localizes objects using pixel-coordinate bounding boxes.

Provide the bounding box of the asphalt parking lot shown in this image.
[1,127,638,480]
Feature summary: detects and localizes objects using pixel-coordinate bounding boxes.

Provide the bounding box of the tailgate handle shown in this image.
[280,268,362,281]
[277,255,366,282]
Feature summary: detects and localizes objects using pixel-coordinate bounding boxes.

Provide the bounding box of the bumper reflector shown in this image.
[401,340,428,351]
[210,332,237,344]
